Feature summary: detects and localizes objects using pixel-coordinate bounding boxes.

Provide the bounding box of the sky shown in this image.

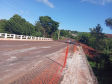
[0,0,112,34]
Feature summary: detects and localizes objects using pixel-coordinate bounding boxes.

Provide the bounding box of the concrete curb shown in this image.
[0,38,53,41]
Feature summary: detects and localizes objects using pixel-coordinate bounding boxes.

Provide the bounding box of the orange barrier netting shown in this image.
[74,43,78,53]
[29,46,68,84]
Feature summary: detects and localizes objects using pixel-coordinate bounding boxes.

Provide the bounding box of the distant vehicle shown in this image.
[66,39,71,43]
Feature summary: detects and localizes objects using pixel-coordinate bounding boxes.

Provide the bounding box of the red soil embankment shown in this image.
[81,44,96,58]
[78,43,100,59]
[106,34,112,38]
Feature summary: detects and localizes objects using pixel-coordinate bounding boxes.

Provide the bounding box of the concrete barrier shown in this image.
[0,33,53,41]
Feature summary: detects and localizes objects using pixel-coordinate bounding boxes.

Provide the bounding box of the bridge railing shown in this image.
[0,33,53,41]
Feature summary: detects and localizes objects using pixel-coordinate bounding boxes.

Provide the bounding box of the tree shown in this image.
[89,24,106,62]
[50,20,59,37]
[52,30,61,40]
[39,16,59,37]
[60,29,69,37]
[5,14,35,36]
[105,18,112,30]
[0,19,7,33]
[71,31,78,34]
[39,16,51,37]
[35,21,44,35]
[79,32,91,45]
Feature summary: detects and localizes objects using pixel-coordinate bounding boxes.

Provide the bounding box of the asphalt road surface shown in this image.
[0,40,75,84]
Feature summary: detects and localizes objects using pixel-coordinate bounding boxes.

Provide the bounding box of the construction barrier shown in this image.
[29,46,69,84]
[61,44,99,84]
[74,42,78,53]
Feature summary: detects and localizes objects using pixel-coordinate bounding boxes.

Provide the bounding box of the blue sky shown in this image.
[0,0,112,34]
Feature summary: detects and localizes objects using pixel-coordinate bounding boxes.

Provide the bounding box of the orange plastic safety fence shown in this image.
[29,46,68,84]
[74,42,79,53]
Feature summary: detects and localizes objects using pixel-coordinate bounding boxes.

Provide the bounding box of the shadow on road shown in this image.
[46,57,63,67]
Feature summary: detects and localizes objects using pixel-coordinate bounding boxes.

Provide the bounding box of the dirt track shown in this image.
[0,40,75,84]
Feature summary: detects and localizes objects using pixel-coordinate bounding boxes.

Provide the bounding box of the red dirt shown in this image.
[80,43,99,58]
[106,34,112,38]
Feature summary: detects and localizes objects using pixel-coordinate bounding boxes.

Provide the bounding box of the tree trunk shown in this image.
[44,29,45,37]
[95,47,98,68]
[46,33,47,37]
[51,33,53,38]
[96,42,99,69]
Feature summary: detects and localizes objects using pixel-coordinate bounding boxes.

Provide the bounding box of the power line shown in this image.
[7,0,60,22]
[1,0,60,25]
[31,0,60,21]
[0,1,36,21]
[35,0,60,21]
[11,0,39,20]
[6,0,37,20]
[31,0,48,16]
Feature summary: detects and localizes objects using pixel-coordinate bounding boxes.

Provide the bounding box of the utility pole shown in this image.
[58,22,61,40]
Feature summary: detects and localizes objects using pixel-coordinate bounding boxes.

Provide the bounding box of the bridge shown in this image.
[0,39,98,84]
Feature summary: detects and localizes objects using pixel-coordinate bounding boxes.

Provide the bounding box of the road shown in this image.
[0,40,75,84]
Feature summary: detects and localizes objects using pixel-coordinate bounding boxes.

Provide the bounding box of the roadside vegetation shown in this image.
[74,18,112,84]
[0,14,59,39]
[60,29,84,39]
[0,14,85,40]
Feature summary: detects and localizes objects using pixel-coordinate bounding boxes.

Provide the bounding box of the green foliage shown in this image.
[105,17,112,29]
[5,14,35,36]
[0,19,7,33]
[81,24,112,84]
[60,29,69,37]
[52,30,61,40]
[35,21,44,35]
[34,31,43,37]
[0,14,59,38]
[87,53,112,84]
[89,61,96,68]
[89,24,106,45]
[73,23,112,83]
[75,24,107,51]
[100,37,112,53]
[39,16,59,37]
[79,32,91,45]
[71,30,78,34]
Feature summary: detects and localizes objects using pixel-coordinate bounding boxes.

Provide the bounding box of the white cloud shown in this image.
[20,11,23,13]
[81,0,112,5]
[37,0,54,8]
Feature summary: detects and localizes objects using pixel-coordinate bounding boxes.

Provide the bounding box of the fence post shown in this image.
[13,34,15,39]
[30,36,32,39]
[38,37,39,40]
[26,36,28,39]
[5,33,7,38]
[35,37,36,40]
[20,35,22,39]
